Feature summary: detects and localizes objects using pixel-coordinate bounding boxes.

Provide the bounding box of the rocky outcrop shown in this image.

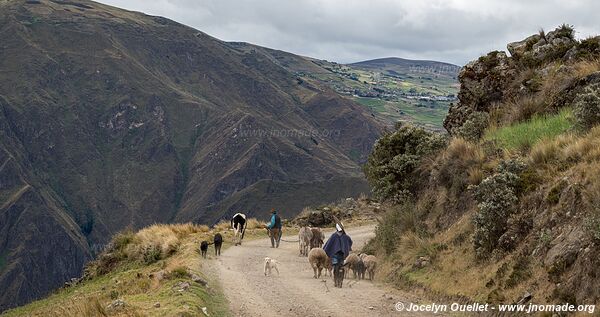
[444,25,579,135]
[444,51,516,134]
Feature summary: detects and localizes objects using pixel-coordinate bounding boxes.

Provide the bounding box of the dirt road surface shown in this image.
[211,224,428,317]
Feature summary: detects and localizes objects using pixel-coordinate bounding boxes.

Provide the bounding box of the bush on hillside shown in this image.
[373,202,424,256]
[455,112,490,142]
[573,83,600,130]
[472,160,523,258]
[363,124,446,202]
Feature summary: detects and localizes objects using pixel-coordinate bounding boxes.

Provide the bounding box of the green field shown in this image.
[354,97,450,130]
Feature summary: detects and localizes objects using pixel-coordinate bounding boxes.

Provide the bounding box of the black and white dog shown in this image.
[230,213,247,245]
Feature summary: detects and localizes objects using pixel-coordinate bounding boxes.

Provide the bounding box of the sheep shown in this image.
[308,248,329,279]
[343,253,361,279]
[358,253,368,260]
[214,233,223,256]
[325,256,333,277]
[298,227,313,257]
[354,259,366,280]
[363,255,378,281]
[309,227,325,249]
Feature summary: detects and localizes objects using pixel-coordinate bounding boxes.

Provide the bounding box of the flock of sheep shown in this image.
[299,227,378,282]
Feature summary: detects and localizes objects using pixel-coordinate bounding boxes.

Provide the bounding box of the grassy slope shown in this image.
[3,222,274,317]
[485,108,574,150]
[363,48,600,305]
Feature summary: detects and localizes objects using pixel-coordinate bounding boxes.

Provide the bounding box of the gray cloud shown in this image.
[97,0,600,65]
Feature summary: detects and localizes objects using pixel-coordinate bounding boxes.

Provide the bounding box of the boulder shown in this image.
[507,34,540,57]
[107,299,126,310]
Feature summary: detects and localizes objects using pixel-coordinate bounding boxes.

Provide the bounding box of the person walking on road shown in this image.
[266,209,282,248]
[323,222,353,288]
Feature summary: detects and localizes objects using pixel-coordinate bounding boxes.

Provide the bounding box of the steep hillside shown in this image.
[0,0,383,310]
[363,25,600,307]
[2,222,268,317]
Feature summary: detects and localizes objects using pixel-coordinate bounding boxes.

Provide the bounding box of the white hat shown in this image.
[336,223,343,232]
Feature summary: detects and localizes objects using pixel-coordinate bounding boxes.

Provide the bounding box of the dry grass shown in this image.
[504,95,548,124]
[245,218,266,229]
[130,224,181,260]
[433,137,487,188]
[45,298,109,317]
[573,59,600,79]
[530,125,600,168]
[213,220,230,232]
[529,133,576,166]
[563,125,600,163]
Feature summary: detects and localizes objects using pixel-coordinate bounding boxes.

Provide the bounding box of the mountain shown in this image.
[351,57,460,76]
[0,0,383,310]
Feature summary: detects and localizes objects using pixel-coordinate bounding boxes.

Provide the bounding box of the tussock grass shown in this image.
[431,137,488,189]
[213,220,230,232]
[245,218,267,229]
[485,108,573,150]
[573,59,600,79]
[529,125,600,168]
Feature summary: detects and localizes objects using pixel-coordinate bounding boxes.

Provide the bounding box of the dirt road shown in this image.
[211,225,425,317]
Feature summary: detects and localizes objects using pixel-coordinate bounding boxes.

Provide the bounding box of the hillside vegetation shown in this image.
[2,220,267,317]
[363,25,600,305]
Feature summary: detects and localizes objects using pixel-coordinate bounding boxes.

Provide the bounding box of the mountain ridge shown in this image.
[0,0,382,310]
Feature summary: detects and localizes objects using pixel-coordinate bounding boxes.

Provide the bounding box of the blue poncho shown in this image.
[323,231,353,260]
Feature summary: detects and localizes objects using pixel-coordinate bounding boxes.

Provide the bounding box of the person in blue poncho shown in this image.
[323,222,352,288]
[266,209,282,248]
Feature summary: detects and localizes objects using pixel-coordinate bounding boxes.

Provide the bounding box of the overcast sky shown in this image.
[98,0,599,66]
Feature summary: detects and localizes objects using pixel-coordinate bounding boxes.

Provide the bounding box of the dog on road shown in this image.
[264,257,280,276]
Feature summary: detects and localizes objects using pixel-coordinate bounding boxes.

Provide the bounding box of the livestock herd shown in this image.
[198,214,379,288]
[300,226,378,283]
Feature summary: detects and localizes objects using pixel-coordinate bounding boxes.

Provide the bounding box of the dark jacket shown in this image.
[323,231,352,259]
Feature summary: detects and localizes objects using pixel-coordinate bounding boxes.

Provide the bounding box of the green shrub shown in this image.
[364,124,446,202]
[142,244,162,265]
[455,111,490,142]
[472,161,522,258]
[576,36,600,59]
[485,108,573,150]
[374,202,423,256]
[573,83,600,130]
[555,24,575,41]
[167,266,190,279]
